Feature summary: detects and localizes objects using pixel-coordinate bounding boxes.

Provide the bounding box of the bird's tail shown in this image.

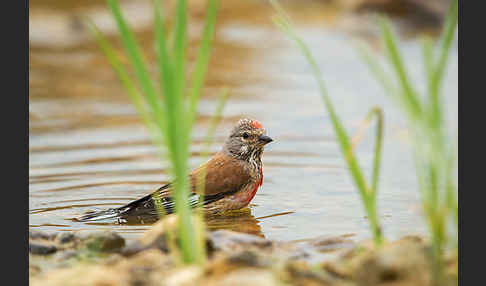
[76,208,120,222]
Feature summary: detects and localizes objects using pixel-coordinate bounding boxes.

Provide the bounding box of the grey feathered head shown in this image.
[223,118,273,161]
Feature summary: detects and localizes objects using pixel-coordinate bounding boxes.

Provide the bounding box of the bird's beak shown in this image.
[258,135,273,145]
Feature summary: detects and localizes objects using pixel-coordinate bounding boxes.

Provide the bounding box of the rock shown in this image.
[208,230,272,252]
[29,242,57,255]
[346,238,432,286]
[29,230,54,240]
[207,249,271,280]
[120,240,152,257]
[56,232,75,244]
[80,231,125,252]
[30,249,172,286]
[226,250,268,268]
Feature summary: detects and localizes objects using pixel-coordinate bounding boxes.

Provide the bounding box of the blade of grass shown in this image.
[188,0,218,127]
[367,108,384,195]
[163,10,198,265]
[106,0,164,124]
[435,0,458,88]
[273,15,368,198]
[422,37,435,101]
[101,0,223,265]
[153,0,173,121]
[193,88,229,264]
[429,0,458,129]
[173,0,188,102]
[202,89,230,163]
[349,107,385,246]
[271,0,383,247]
[356,42,399,99]
[87,20,165,153]
[195,88,230,198]
[360,3,457,284]
[378,17,422,119]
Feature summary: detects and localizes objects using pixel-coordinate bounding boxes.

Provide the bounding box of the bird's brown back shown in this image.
[190,152,252,196]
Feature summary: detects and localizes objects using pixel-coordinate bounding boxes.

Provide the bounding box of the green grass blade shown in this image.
[363,8,457,283]
[203,88,230,159]
[87,20,164,150]
[195,88,230,202]
[153,0,173,127]
[272,15,367,196]
[446,136,458,229]
[435,0,458,86]
[162,0,201,264]
[271,0,383,246]
[101,0,224,265]
[367,107,384,195]
[422,37,435,96]
[173,0,188,101]
[429,0,458,129]
[379,17,422,119]
[356,42,399,99]
[106,0,163,120]
[188,0,218,127]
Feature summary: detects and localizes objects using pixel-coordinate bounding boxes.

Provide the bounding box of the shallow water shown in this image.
[29,0,457,242]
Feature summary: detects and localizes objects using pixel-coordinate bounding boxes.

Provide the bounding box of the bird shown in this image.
[77,118,273,223]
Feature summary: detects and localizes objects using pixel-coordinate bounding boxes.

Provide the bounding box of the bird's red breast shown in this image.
[245,166,263,204]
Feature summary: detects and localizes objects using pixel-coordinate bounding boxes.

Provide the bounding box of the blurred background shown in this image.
[29,0,457,242]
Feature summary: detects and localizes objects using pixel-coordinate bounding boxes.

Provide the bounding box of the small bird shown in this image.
[78,118,273,223]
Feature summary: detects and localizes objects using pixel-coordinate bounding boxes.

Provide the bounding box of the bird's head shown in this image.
[223,118,273,161]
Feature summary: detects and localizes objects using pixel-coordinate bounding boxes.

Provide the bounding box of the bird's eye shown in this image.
[242,132,249,139]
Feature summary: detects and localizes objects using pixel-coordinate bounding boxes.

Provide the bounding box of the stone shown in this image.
[56,232,75,244]
[29,230,54,240]
[29,242,57,255]
[80,231,125,252]
[208,229,272,252]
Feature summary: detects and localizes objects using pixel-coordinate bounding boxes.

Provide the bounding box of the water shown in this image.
[29,0,457,242]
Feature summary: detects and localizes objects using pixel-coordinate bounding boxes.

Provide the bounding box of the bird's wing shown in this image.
[190,152,251,196]
[115,166,239,219]
[116,183,175,217]
[110,153,249,220]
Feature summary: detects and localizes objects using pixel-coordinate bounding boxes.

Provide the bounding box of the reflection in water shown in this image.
[206,209,265,237]
[73,207,268,238]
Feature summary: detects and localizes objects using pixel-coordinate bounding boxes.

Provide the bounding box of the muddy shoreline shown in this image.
[29,216,457,286]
